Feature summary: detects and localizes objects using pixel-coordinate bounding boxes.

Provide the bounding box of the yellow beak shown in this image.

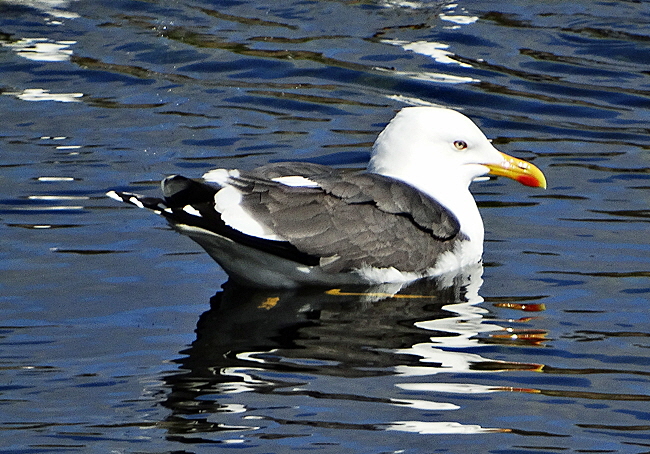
[486,152,547,189]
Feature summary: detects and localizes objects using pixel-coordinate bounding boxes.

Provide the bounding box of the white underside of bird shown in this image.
[108,106,546,288]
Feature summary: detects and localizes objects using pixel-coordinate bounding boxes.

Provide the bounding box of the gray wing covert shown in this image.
[230,164,463,273]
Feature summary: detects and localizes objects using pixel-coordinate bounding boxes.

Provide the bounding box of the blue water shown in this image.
[2,0,650,452]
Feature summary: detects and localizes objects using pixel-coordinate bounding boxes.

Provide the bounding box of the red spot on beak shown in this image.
[517,174,543,188]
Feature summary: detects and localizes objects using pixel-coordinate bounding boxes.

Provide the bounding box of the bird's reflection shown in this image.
[160,264,547,440]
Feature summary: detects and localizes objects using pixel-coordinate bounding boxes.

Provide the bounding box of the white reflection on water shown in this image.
[381,265,542,435]
[392,268,507,376]
[394,298,542,376]
[1,36,82,102]
[385,420,505,435]
[386,95,447,107]
[4,0,79,19]
[1,37,76,61]
[377,0,429,9]
[397,382,538,394]
[375,67,478,84]
[383,39,473,68]
[439,14,479,25]
[390,397,459,410]
[28,196,89,201]
[4,88,83,102]
[35,176,77,181]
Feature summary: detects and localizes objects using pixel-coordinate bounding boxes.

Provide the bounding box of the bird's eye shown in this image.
[453,140,468,151]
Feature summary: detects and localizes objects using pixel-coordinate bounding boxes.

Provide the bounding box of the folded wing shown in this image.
[223,162,464,273]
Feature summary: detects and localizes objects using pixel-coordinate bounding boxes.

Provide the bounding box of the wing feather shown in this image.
[231,163,464,273]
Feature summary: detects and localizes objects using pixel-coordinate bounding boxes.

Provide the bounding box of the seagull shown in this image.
[108,106,546,288]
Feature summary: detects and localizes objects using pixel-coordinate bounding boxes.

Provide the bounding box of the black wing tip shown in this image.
[162,175,218,207]
[106,190,167,212]
[106,190,138,204]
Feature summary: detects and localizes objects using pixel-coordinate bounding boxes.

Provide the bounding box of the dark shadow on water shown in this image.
[170,272,478,378]
[155,266,606,444]
[148,267,592,449]
[156,265,547,440]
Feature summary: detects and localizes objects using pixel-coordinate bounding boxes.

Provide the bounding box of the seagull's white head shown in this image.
[368,106,546,245]
[369,106,546,192]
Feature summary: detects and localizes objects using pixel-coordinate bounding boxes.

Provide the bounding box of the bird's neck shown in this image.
[420,179,486,270]
[417,176,484,241]
[368,147,485,244]
[434,182,484,244]
[374,166,485,244]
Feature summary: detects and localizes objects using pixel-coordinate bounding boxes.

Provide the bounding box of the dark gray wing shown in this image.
[110,177,323,267]
[229,163,464,273]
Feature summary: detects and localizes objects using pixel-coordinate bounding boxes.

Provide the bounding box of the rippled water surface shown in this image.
[2,0,650,452]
